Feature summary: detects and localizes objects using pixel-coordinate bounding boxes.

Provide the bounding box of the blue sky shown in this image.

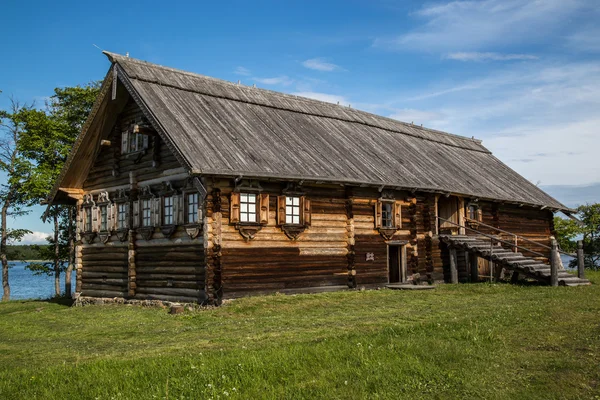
[1,0,599,243]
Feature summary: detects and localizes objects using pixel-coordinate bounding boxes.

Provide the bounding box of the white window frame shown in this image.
[285,196,301,225]
[186,192,199,224]
[163,196,174,225]
[239,193,257,223]
[84,207,93,232]
[100,205,108,231]
[142,199,153,227]
[117,203,128,230]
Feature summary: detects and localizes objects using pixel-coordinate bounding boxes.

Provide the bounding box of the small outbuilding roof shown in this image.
[50,52,569,211]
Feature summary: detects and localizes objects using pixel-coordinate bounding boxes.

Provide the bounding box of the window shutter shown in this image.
[92,206,99,232]
[394,201,402,228]
[174,194,182,225]
[121,132,128,154]
[302,197,311,226]
[374,201,382,228]
[107,203,113,231]
[143,134,149,150]
[230,192,240,224]
[259,193,269,225]
[277,196,286,225]
[153,197,161,226]
[132,201,139,228]
[477,208,483,222]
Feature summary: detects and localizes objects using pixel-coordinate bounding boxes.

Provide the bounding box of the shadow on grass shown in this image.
[32,295,74,307]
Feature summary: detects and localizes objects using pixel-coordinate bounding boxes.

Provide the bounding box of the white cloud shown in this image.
[567,25,600,53]
[445,52,538,62]
[18,231,50,245]
[389,109,445,125]
[234,66,251,76]
[253,76,294,86]
[292,91,348,105]
[390,61,600,186]
[302,58,342,72]
[375,0,582,52]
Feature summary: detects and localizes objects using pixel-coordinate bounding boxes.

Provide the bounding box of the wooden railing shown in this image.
[435,216,587,284]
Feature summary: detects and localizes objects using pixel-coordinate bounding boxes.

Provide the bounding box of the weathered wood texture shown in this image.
[81,246,128,297]
[135,243,206,302]
[82,98,183,192]
[101,52,566,211]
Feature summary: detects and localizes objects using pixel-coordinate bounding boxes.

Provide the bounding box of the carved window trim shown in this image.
[276,190,312,240]
[230,188,269,241]
[375,196,403,240]
[137,186,157,240]
[180,178,203,239]
[112,189,130,242]
[466,201,483,228]
[81,194,97,243]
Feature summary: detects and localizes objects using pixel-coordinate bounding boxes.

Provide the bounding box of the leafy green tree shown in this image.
[19,83,101,297]
[554,203,600,270]
[0,98,33,301]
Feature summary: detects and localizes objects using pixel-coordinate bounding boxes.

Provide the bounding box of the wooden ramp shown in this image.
[439,235,591,287]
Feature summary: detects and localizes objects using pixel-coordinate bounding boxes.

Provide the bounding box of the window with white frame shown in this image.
[240,193,257,223]
[100,205,108,231]
[163,196,174,225]
[142,199,153,227]
[285,196,301,224]
[381,202,393,228]
[84,208,92,232]
[187,192,199,223]
[117,203,128,229]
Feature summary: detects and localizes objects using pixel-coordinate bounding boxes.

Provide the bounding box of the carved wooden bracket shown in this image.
[160,225,177,239]
[116,229,129,242]
[184,225,202,240]
[138,226,154,241]
[98,232,111,244]
[378,227,399,240]
[236,224,262,241]
[83,232,96,244]
[282,224,306,240]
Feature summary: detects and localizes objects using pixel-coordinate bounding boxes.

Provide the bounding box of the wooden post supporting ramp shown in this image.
[449,247,458,284]
[577,240,585,280]
[550,238,558,287]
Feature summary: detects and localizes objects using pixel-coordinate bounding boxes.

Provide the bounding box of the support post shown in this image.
[577,240,585,280]
[550,238,558,287]
[449,247,458,284]
[469,252,479,283]
[489,238,494,283]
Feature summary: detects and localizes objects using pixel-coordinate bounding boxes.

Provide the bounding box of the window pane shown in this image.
[286,206,292,215]
[292,197,300,206]
[248,212,256,222]
[286,215,293,224]
[286,197,292,205]
[240,193,247,202]
[293,216,300,224]
[248,203,256,213]
[240,203,247,213]
[248,194,256,202]
[240,213,248,222]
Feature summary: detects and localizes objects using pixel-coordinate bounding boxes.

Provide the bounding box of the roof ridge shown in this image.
[104,51,488,153]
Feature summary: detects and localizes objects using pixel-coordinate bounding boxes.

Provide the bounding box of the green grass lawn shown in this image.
[1,272,599,400]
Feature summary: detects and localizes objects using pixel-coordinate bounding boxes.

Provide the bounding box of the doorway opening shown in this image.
[388,244,407,283]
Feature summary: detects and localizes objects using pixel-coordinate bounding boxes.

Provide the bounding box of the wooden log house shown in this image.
[46,52,586,305]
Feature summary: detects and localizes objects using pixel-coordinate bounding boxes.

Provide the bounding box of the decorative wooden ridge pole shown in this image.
[577,240,585,280]
[550,237,558,287]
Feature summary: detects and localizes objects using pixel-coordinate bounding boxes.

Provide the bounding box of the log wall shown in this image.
[77,99,206,303]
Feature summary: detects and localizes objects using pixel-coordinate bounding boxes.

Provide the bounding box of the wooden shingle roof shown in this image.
[87,52,568,209]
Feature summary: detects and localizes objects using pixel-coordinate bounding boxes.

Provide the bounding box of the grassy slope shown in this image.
[0,272,599,400]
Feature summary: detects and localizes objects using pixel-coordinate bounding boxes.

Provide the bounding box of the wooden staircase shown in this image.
[439,235,591,287]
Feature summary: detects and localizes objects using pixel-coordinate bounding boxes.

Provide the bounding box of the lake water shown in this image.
[4,261,76,300]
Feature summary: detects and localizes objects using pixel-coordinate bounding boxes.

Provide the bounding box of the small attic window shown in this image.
[121,125,149,154]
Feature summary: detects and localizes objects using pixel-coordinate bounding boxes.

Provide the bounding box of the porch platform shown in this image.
[385,283,436,290]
